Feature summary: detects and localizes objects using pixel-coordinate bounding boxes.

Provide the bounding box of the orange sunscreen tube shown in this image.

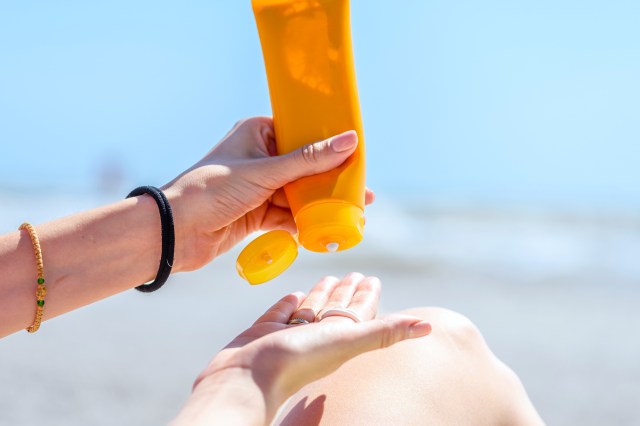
[237,0,366,284]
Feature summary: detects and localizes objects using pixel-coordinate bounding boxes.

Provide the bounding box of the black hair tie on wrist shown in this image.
[126,186,175,293]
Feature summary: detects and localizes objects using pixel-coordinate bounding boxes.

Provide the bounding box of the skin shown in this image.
[0,117,373,337]
[170,273,433,426]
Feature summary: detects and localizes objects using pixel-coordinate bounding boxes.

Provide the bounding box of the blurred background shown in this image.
[1,1,638,425]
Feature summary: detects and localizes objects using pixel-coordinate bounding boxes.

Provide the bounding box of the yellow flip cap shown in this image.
[236,230,299,285]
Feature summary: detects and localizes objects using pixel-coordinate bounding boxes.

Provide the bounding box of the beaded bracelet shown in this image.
[19,222,47,333]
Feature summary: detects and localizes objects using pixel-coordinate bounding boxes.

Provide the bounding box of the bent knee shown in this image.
[400,307,488,351]
[398,308,539,421]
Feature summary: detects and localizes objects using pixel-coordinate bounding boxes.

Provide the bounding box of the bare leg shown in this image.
[275,307,544,426]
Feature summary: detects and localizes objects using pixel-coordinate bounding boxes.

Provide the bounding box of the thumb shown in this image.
[309,315,432,374]
[347,315,433,354]
[262,130,358,186]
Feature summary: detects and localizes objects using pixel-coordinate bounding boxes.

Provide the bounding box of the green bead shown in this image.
[37,300,45,307]
[37,278,45,284]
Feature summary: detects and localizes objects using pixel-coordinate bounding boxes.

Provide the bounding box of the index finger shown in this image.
[253,292,306,325]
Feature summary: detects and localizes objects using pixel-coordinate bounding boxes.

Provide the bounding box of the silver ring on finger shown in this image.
[317,307,362,323]
[287,317,310,325]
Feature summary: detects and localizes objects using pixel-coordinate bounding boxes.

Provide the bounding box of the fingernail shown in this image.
[330,131,358,152]
[409,321,432,338]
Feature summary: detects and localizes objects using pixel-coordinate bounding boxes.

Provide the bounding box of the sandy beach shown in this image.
[1,194,639,425]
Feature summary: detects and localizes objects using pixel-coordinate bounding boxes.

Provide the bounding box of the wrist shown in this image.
[173,367,272,426]
[162,186,202,273]
[162,185,226,273]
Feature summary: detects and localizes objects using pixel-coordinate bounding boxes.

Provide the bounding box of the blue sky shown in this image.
[1,1,638,209]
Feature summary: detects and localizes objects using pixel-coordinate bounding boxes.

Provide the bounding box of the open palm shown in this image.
[193,273,432,415]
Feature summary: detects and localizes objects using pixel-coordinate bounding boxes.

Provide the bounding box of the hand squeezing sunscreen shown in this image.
[237,0,366,284]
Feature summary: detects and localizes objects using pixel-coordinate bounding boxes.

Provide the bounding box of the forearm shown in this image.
[171,368,272,426]
[0,195,162,337]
